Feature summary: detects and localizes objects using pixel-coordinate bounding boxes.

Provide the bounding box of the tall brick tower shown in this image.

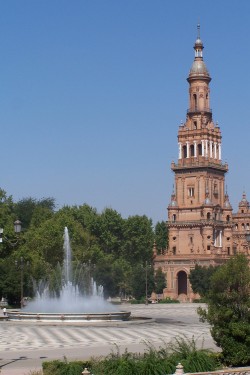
[154,26,234,301]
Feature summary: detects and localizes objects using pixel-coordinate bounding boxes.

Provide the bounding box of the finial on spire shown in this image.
[197,23,200,39]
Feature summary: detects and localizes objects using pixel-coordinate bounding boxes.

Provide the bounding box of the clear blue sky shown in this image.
[1,1,250,224]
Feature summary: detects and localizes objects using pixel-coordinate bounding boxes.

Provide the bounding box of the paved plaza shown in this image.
[0,303,216,375]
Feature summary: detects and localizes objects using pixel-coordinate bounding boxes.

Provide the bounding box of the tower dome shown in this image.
[188,24,211,82]
[239,192,249,208]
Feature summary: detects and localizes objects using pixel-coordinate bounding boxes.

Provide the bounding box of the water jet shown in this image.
[8,227,130,323]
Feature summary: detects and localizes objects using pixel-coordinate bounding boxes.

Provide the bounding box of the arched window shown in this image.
[193,94,197,110]
[198,144,202,156]
[183,145,187,158]
[190,144,194,157]
[207,212,211,220]
[172,214,176,222]
[226,215,230,222]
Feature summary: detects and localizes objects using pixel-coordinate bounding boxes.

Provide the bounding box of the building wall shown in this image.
[153,31,250,301]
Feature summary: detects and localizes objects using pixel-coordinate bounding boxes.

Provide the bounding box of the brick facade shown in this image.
[154,27,250,301]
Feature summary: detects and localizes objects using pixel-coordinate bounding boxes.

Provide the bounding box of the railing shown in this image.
[174,363,250,375]
[187,107,212,114]
[80,363,250,375]
[171,160,228,171]
[167,219,232,226]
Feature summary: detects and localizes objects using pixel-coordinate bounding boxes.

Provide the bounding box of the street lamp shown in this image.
[143,261,151,306]
[14,220,22,234]
[0,220,22,246]
[15,257,29,309]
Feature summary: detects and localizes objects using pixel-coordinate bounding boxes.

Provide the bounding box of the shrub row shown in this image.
[42,337,220,375]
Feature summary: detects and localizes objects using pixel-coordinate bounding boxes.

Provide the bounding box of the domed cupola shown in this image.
[238,192,249,210]
[187,24,211,83]
[224,192,232,209]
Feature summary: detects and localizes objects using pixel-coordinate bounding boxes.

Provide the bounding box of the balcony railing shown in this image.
[171,160,228,172]
[167,219,233,227]
[187,107,212,114]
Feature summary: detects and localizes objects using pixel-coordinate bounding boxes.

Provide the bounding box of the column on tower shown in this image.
[186,141,190,158]
[205,140,208,157]
[178,142,182,159]
[219,230,222,247]
[210,141,213,158]
[214,142,217,159]
[194,141,197,157]
[218,143,222,160]
[201,140,205,156]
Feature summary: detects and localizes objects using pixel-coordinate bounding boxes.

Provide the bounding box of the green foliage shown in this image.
[159,297,180,304]
[42,359,90,375]
[154,221,168,254]
[189,264,218,298]
[154,267,166,293]
[42,337,219,375]
[14,197,55,229]
[0,187,157,303]
[123,215,154,264]
[198,254,250,366]
[168,336,219,373]
[130,264,154,300]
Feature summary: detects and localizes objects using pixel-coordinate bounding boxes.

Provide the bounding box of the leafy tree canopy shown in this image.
[154,221,168,254]
[0,187,160,304]
[189,264,218,298]
[154,267,166,294]
[198,254,250,366]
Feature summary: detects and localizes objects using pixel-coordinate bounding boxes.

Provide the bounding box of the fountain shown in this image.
[8,227,131,323]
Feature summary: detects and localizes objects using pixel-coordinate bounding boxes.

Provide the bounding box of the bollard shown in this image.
[82,368,91,375]
[175,363,184,375]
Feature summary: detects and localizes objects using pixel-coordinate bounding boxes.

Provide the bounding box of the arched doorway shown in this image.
[177,271,187,295]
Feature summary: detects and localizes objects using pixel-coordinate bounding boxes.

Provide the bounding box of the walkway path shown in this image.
[0,304,215,375]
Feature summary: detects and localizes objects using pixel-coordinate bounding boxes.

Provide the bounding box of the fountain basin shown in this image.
[7,310,131,323]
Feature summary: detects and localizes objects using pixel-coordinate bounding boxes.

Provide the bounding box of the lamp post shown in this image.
[0,220,22,246]
[145,261,148,305]
[15,256,29,309]
[14,220,22,234]
[143,261,151,305]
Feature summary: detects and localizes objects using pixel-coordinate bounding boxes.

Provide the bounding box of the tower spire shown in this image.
[197,23,200,39]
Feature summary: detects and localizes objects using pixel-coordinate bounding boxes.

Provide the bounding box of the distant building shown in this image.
[154,25,250,301]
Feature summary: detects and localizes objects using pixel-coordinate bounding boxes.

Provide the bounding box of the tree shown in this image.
[14,197,55,229]
[155,221,168,254]
[198,254,250,366]
[189,264,217,298]
[131,264,154,300]
[98,208,125,256]
[123,215,154,264]
[154,267,166,294]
